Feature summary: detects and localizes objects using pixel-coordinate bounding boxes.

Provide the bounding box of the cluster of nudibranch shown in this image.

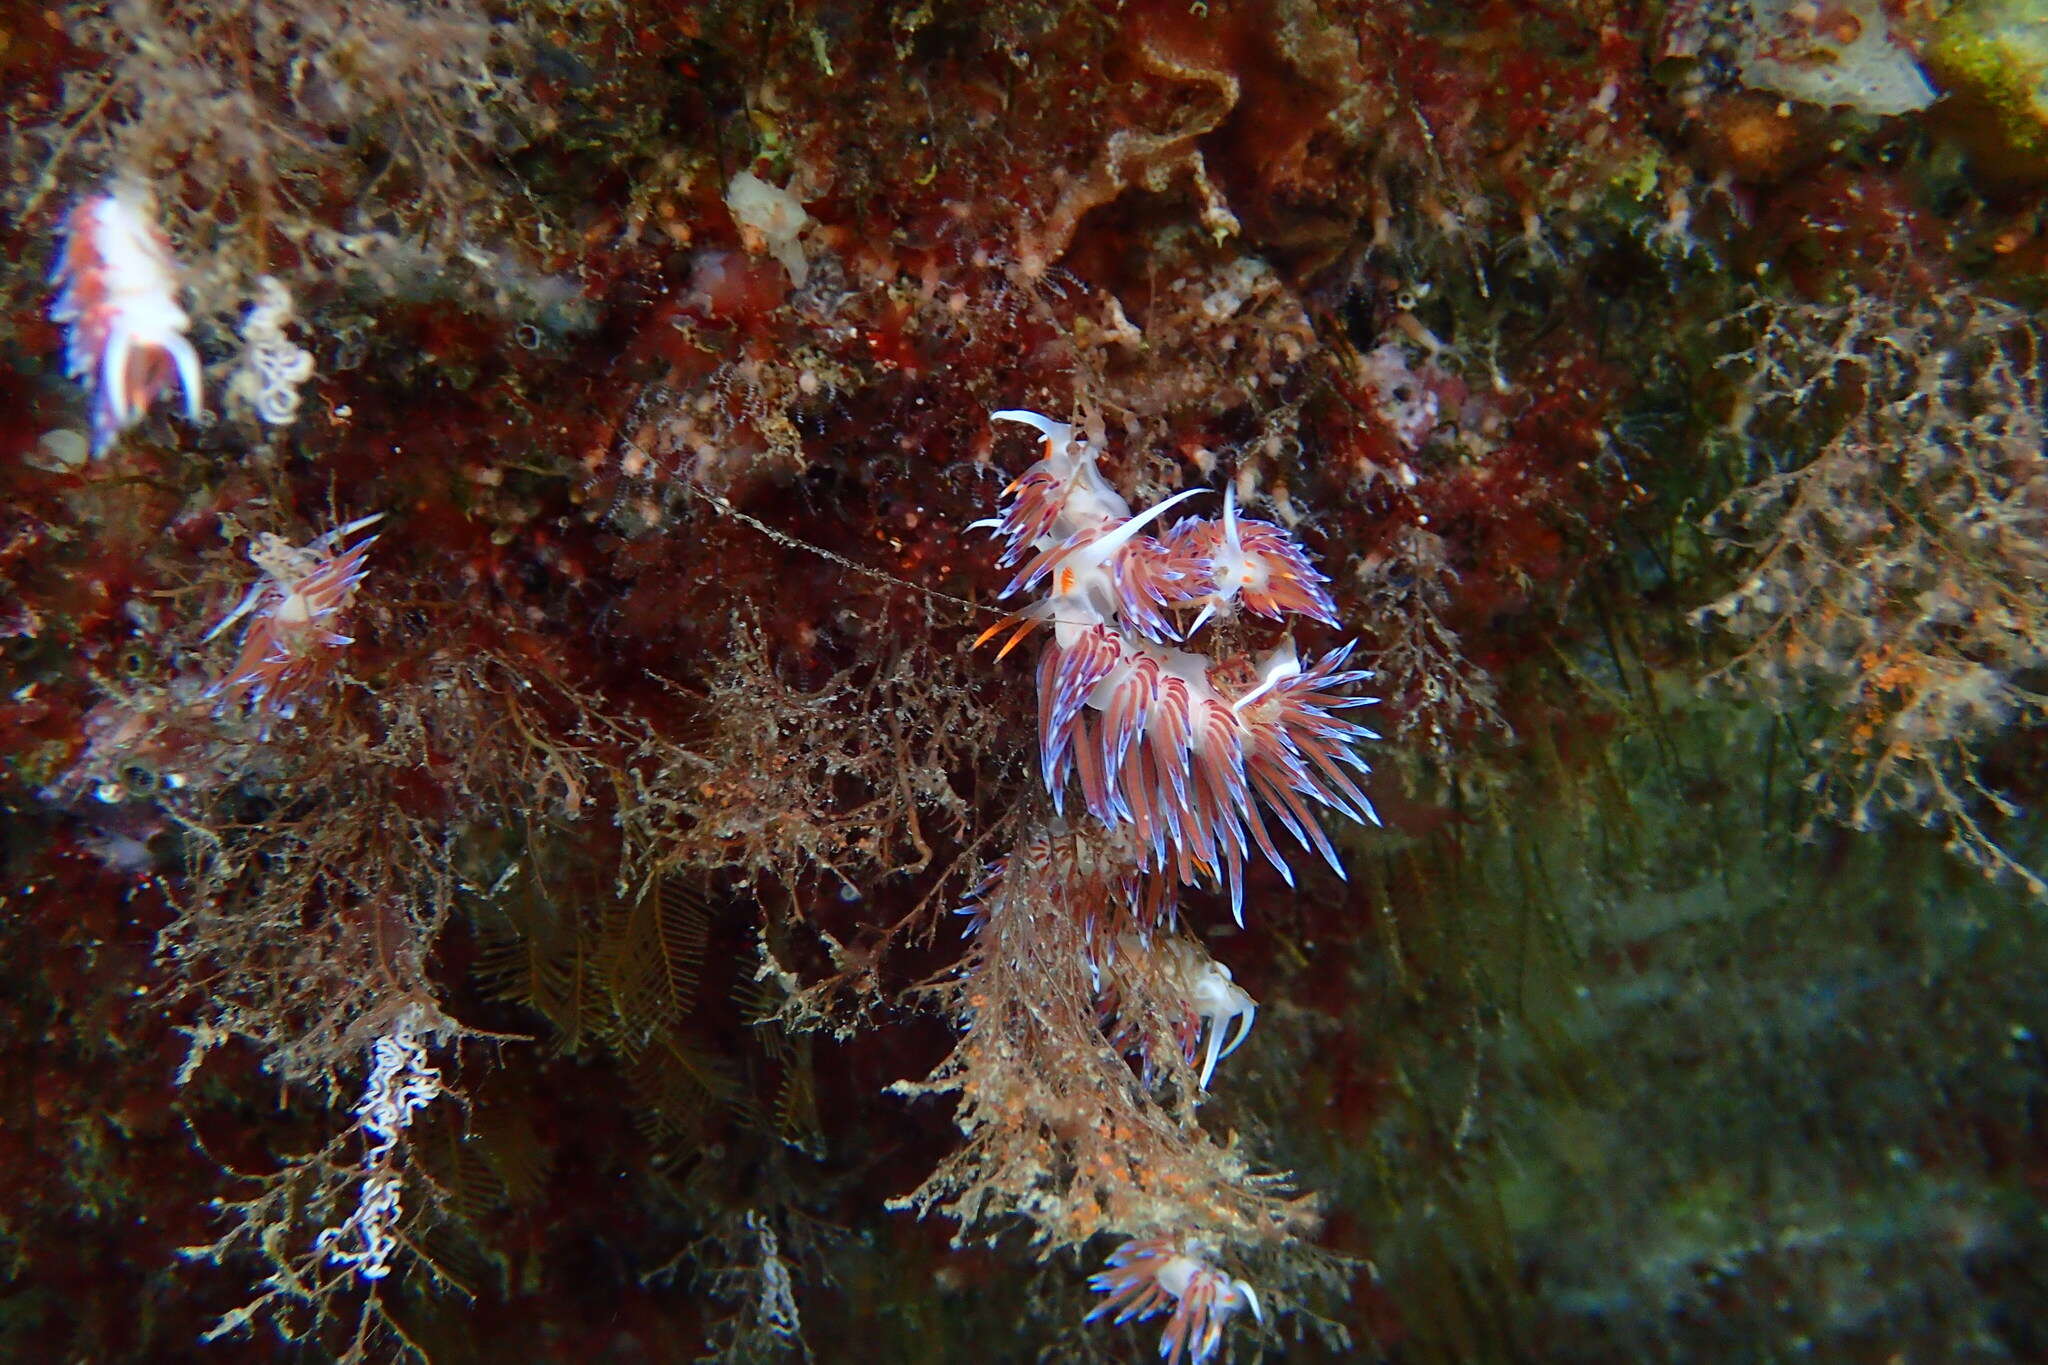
[45,191,379,729]
[975,411,1380,1362]
[975,409,1381,922]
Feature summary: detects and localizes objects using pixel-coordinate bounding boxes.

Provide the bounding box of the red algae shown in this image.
[688,248,793,320]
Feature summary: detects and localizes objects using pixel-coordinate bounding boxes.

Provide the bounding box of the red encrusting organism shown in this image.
[203,514,385,727]
[48,189,204,455]
[973,410,1380,923]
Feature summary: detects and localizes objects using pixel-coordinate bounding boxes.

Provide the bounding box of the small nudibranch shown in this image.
[204,514,384,727]
[49,190,204,455]
[1086,1236,1262,1365]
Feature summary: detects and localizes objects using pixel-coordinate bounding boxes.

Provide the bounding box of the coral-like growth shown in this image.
[177,996,463,1358]
[1698,286,2048,893]
[163,645,543,1094]
[613,618,1000,902]
[892,825,1315,1257]
[146,639,643,1353]
[1352,525,1509,755]
[663,1207,827,1365]
[12,0,537,329]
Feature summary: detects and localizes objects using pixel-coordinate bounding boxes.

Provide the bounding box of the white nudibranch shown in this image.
[49,190,204,455]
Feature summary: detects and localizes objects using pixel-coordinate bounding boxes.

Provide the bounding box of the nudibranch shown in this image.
[49,190,204,455]
[204,514,384,727]
[1087,1236,1262,1365]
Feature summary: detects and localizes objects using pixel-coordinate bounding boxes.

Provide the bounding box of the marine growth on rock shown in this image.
[4,2,2046,1363]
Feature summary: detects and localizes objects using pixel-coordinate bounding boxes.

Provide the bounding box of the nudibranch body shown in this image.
[50,191,204,455]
